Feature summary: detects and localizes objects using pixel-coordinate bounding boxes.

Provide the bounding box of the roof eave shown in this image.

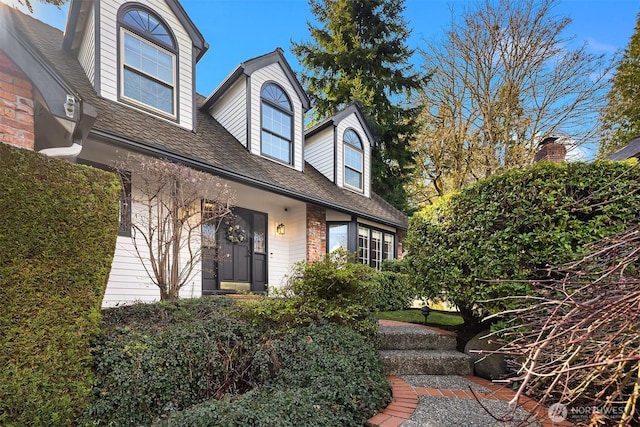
[90,128,406,229]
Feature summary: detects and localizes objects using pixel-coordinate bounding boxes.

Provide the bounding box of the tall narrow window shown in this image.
[328,223,349,252]
[261,83,293,164]
[383,233,395,260]
[358,226,370,265]
[371,230,382,270]
[119,7,176,116]
[343,129,363,191]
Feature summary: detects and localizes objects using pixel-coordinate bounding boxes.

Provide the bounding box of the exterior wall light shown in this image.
[64,94,76,119]
[276,223,285,236]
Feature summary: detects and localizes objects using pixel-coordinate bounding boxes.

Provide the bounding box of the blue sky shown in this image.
[12,0,640,97]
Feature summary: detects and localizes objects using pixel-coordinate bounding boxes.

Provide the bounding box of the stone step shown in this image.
[380,349,473,376]
[378,325,457,351]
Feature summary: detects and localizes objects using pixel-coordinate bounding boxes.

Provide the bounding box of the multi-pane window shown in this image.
[343,129,363,191]
[383,233,394,260]
[371,230,382,270]
[357,225,395,270]
[358,226,370,265]
[261,83,293,164]
[327,222,396,270]
[120,8,176,116]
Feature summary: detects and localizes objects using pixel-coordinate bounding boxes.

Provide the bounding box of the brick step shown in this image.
[380,349,473,376]
[378,325,457,351]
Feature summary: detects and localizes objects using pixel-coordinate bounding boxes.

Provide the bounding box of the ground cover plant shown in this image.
[81,254,391,426]
[405,160,640,327]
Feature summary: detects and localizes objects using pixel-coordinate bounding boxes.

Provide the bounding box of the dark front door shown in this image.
[202,207,267,294]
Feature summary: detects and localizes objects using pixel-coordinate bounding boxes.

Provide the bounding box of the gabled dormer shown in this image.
[304,103,375,198]
[62,0,207,131]
[201,48,311,172]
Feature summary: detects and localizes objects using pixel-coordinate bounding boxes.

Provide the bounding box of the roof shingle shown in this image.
[5,5,407,229]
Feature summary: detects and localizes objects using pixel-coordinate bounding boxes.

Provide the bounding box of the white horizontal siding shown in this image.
[102,182,203,307]
[101,170,309,304]
[305,127,335,182]
[77,5,95,87]
[210,78,248,147]
[230,182,306,289]
[98,0,195,130]
[249,63,304,171]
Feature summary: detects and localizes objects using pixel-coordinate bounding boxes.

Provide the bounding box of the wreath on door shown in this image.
[225,223,247,244]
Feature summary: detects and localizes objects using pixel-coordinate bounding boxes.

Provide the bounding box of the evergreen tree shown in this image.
[292,0,423,213]
[599,13,640,158]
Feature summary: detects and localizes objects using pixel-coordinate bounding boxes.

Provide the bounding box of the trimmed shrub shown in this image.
[371,259,416,312]
[157,323,390,427]
[405,160,640,325]
[0,145,120,426]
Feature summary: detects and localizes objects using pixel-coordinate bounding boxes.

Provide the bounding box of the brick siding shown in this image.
[306,204,326,262]
[533,142,566,163]
[0,49,34,150]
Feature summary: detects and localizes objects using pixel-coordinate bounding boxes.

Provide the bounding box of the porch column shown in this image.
[306,204,326,262]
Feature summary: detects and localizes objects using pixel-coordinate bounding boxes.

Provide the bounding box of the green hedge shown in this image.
[0,145,120,426]
[405,160,640,325]
[372,259,416,312]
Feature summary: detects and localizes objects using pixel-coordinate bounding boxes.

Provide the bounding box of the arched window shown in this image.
[343,129,363,190]
[261,83,293,164]
[119,6,176,116]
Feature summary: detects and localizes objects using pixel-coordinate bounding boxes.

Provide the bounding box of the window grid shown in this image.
[261,83,293,164]
[383,234,394,260]
[371,230,382,270]
[119,8,176,117]
[358,226,370,265]
[343,130,364,191]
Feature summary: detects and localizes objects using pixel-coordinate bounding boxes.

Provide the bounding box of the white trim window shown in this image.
[343,129,364,191]
[261,83,293,164]
[119,8,176,117]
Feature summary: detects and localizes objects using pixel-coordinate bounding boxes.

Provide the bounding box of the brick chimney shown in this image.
[534,136,566,163]
[0,49,34,150]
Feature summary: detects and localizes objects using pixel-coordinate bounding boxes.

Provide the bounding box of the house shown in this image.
[608,136,640,161]
[0,0,407,307]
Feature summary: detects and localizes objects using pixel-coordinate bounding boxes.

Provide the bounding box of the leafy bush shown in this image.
[81,299,390,426]
[80,299,267,426]
[371,259,416,312]
[158,323,390,427]
[405,160,640,325]
[0,145,120,426]
[237,250,379,335]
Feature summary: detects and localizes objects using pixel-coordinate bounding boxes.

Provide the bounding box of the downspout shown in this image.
[39,143,83,159]
[39,96,97,159]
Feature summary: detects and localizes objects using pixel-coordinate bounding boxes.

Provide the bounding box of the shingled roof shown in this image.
[5,6,407,229]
